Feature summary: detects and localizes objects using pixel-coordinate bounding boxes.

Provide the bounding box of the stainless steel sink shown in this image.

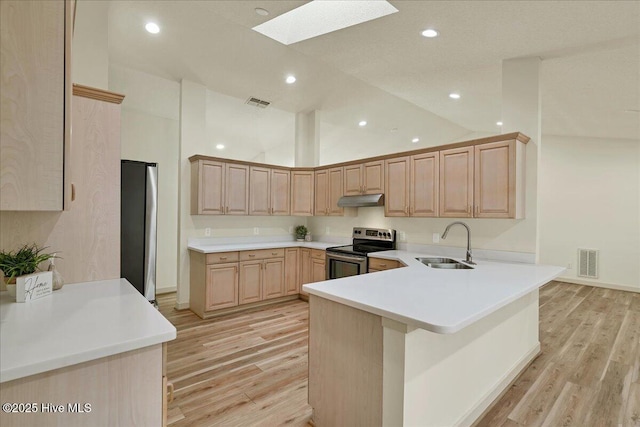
[416,257,474,269]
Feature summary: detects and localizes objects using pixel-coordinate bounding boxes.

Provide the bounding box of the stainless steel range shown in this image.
[326,227,396,280]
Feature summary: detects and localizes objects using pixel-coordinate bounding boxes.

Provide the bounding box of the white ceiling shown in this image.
[108,0,640,141]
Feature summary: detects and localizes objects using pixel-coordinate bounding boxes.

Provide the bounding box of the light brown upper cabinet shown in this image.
[344,161,385,196]
[439,147,474,218]
[384,157,410,217]
[249,167,290,216]
[315,167,343,216]
[474,140,525,219]
[291,170,314,216]
[385,153,438,217]
[191,160,249,215]
[0,0,73,211]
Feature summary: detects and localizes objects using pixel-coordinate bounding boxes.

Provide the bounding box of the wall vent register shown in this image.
[577,248,599,279]
[245,96,271,108]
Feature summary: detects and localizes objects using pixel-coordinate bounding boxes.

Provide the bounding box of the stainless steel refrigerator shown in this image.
[121,160,157,303]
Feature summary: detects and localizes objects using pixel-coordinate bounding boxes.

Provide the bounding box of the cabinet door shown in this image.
[263,258,285,299]
[193,160,225,215]
[363,160,384,194]
[239,261,262,304]
[343,164,363,196]
[225,163,249,215]
[411,153,439,217]
[311,258,326,283]
[206,263,238,310]
[328,167,344,216]
[285,248,300,295]
[291,171,314,216]
[270,169,290,215]
[299,248,312,296]
[314,169,329,216]
[474,141,515,218]
[439,147,473,218]
[385,157,410,217]
[249,166,270,215]
[0,0,68,211]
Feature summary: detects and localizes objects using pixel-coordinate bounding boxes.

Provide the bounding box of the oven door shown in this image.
[326,252,367,279]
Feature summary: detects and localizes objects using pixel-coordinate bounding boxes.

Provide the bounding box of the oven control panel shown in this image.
[352,227,395,242]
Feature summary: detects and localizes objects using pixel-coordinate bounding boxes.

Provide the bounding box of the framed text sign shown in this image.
[16,271,53,303]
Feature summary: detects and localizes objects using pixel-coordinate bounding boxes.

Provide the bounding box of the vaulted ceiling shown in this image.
[108,0,640,141]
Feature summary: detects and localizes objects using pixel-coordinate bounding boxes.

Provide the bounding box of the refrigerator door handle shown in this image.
[143,165,158,302]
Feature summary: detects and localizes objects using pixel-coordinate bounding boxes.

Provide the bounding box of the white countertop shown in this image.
[0,278,176,383]
[304,250,564,334]
[188,240,335,253]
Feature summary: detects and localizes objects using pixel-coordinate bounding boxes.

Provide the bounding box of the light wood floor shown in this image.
[158,281,640,426]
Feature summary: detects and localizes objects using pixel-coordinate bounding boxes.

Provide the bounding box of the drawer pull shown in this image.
[249,254,256,257]
[379,264,387,267]
[271,252,278,255]
[219,256,227,260]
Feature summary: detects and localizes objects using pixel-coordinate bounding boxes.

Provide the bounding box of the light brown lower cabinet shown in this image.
[368,257,401,273]
[310,249,326,283]
[239,260,262,304]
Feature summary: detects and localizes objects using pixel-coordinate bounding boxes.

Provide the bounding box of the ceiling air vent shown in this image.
[577,248,599,279]
[245,96,271,109]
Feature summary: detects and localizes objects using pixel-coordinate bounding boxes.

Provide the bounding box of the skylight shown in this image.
[252,0,399,45]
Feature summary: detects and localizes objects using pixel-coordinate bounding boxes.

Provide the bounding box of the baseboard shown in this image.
[555,277,639,294]
[174,301,190,310]
[156,286,177,295]
[461,343,541,427]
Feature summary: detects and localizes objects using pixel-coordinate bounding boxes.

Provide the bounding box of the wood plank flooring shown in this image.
[158,281,640,426]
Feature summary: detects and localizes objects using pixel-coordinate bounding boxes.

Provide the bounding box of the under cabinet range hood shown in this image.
[337,193,385,207]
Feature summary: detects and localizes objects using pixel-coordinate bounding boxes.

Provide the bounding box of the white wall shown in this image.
[539,135,640,290]
[109,65,181,293]
[72,1,109,89]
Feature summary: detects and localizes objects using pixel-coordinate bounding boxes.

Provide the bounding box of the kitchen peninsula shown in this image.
[304,252,564,426]
[0,279,176,426]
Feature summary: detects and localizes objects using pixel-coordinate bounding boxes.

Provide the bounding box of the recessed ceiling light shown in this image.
[496,121,503,126]
[145,22,160,34]
[285,75,296,84]
[412,138,420,143]
[421,29,439,38]
[358,120,367,127]
[216,144,225,150]
[255,7,269,16]
[449,93,460,99]
[253,1,398,45]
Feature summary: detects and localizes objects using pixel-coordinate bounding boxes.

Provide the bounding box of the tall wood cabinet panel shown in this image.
[285,248,300,295]
[385,157,410,217]
[263,258,285,299]
[474,140,524,219]
[291,170,314,216]
[411,152,439,217]
[439,147,474,218]
[0,0,72,211]
[315,167,343,216]
[344,161,384,196]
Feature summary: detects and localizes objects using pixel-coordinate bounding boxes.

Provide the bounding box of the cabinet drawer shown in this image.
[310,249,325,260]
[206,251,239,264]
[240,248,285,261]
[368,257,399,271]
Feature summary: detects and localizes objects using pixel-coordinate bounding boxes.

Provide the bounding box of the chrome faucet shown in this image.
[441,221,475,265]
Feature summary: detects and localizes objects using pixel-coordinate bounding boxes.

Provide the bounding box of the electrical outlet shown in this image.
[398,231,406,242]
[288,226,293,234]
[205,227,211,237]
[253,227,259,235]
[432,233,440,243]
[325,227,330,235]
[567,263,572,270]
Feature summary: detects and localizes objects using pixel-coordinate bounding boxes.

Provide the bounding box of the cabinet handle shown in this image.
[467,205,470,214]
[220,256,227,260]
[405,206,408,214]
[379,263,387,267]
[271,252,278,255]
[363,185,367,193]
[475,205,479,215]
[249,254,256,257]
[71,183,76,201]
[167,381,174,403]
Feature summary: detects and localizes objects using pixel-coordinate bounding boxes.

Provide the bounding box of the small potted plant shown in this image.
[294,225,308,242]
[0,244,57,288]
